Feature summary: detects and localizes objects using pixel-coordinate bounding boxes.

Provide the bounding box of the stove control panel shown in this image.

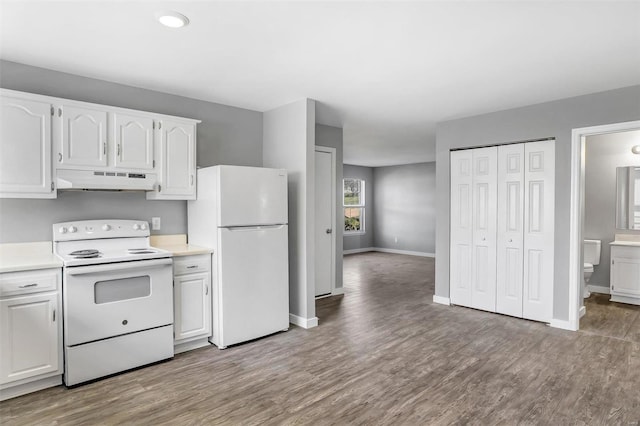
[53,220,151,241]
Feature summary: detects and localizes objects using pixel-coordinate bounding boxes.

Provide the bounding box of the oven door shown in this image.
[63,258,173,346]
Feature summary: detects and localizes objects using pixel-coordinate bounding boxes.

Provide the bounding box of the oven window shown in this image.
[94,276,151,304]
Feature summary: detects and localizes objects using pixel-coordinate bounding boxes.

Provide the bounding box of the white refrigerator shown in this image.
[188,165,289,348]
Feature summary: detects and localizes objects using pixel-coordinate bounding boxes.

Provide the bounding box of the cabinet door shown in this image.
[58,104,108,168]
[496,144,525,317]
[0,96,55,198]
[471,147,498,312]
[152,119,196,199]
[113,112,154,170]
[0,293,60,384]
[522,140,555,322]
[174,272,211,341]
[450,150,473,308]
[611,252,640,297]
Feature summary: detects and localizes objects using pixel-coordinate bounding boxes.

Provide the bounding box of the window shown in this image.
[344,178,365,234]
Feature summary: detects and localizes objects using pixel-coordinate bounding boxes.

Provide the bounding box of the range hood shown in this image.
[57,169,157,191]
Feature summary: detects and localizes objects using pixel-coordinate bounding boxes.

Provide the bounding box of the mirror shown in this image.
[616,166,640,230]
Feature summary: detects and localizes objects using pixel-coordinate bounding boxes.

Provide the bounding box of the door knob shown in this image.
[326,229,332,234]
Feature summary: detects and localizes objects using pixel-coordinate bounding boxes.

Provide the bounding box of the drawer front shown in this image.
[0,269,60,297]
[173,255,210,276]
[611,245,640,259]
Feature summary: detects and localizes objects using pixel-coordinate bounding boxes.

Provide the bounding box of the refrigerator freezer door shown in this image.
[217,225,289,347]
[218,166,288,227]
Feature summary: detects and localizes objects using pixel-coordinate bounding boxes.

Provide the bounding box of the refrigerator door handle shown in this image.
[225,225,286,231]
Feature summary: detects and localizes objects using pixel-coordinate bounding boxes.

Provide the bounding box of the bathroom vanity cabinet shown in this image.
[610,243,640,306]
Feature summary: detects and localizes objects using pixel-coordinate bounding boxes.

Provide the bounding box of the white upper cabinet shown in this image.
[58,104,108,168]
[0,93,55,198]
[147,119,196,200]
[112,112,154,170]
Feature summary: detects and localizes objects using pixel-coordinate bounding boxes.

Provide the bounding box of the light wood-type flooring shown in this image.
[1,252,639,425]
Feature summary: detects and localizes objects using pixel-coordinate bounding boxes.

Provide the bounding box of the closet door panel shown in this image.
[523,140,555,322]
[496,144,525,317]
[450,150,473,308]
[471,147,497,312]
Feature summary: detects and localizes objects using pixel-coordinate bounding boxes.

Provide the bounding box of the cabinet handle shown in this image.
[18,283,38,288]
[205,285,209,295]
[117,144,121,156]
[58,153,62,162]
[186,265,198,269]
[190,174,194,186]
[58,108,62,117]
[52,308,56,322]
[103,143,107,155]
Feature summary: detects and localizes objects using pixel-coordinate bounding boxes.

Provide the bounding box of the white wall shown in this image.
[263,99,317,325]
[584,130,640,289]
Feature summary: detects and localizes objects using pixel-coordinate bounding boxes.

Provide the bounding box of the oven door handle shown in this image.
[66,258,173,276]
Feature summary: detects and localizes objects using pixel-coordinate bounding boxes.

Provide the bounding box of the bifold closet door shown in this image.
[523,140,555,322]
[450,150,473,308]
[496,144,525,317]
[470,147,497,312]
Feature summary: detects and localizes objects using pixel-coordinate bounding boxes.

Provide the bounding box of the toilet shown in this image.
[583,239,602,297]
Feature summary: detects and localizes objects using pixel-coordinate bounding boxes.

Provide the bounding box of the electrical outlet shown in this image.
[151,217,161,230]
[394,236,398,243]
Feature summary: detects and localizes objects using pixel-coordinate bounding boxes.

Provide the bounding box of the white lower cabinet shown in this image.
[450,140,555,323]
[0,269,62,401]
[610,244,640,306]
[173,254,212,353]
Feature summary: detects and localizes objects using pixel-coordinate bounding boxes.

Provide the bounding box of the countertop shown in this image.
[150,234,213,257]
[610,240,640,247]
[610,234,640,247]
[0,242,63,273]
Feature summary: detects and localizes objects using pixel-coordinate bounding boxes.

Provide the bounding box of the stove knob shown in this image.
[68,226,77,233]
[140,223,148,230]
[133,224,140,231]
[102,224,111,231]
[59,226,67,234]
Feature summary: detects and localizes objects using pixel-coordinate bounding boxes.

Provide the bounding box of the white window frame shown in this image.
[343,178,365,235]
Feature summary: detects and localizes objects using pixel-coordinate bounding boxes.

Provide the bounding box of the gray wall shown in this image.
[0,60,262,243]
[435,85,640,322]
[343,164,374,250]
[373,162,436,254]
[263,99,316,322]
[584,130,640,289]
[316,124,344,289]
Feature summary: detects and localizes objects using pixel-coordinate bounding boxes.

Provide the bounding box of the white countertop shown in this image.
[610,240,640,247]
[610,234,640,247]
[150,234,213,257]
[0,242,63,273]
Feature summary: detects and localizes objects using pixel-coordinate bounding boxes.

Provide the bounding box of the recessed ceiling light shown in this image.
[157,11,189,28]
[632,145,640,154]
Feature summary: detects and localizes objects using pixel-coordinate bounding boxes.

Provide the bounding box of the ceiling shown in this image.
[1,1,639,167]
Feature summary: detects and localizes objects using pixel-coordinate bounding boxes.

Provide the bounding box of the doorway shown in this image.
[569,120,640,331]
[314,146,336,297]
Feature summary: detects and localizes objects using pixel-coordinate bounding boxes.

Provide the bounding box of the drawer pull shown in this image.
[205,285,209,295]
[52,308,56,322]
[186,265,198,269]
[18,283,38,288]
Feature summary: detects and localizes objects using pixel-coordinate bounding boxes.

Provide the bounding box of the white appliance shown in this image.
[188,165,289,349]
[53,220,174,386]
[56,169,157,191]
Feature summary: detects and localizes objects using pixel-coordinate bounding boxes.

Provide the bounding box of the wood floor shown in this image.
[1,252,639,425]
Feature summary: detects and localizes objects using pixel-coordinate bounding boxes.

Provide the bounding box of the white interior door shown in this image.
[496,143,525,317]
[523,140,555,322]
[218,225,289,347]
[450,150,473,308]
[218,166,288,226]
[314,148,335,297]
[471,147,497,312]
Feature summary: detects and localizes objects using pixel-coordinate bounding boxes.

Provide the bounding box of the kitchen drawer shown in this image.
[173,255,210,276]
[0,268,60,297]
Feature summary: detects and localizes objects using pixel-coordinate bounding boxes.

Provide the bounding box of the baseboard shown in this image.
[289,314,319,329]
[549,318,578,331]
[343,247,375,255]
[588,285,610,295]
[332,287,345,295]
[344,247,435,257]
[579,305,586,318]
[432,295,451,306]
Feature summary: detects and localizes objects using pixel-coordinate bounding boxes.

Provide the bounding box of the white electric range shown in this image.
[53,220,174,386]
